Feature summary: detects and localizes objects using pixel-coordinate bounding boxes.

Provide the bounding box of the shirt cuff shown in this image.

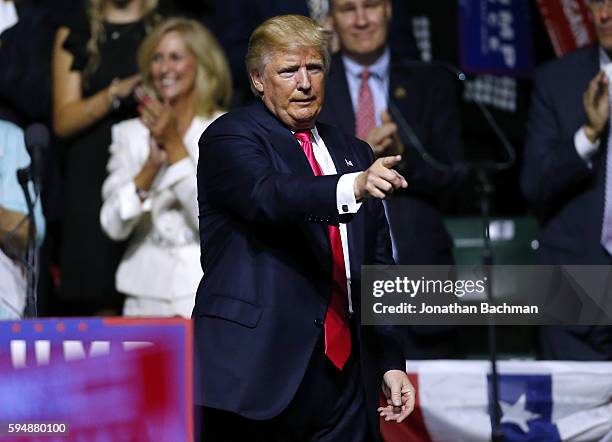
[575,127,600,164]
[117,181,144,221]
[337,172,362,215]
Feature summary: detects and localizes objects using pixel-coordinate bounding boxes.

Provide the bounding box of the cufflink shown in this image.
[342,204,349,213]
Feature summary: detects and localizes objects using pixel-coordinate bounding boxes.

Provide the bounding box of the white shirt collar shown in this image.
[291,125,323,143]
[342,47,390,80]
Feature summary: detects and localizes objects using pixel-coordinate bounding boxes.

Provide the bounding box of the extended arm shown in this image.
[199,125,406,225]
[52,27,140,137]
[199,131,341,225]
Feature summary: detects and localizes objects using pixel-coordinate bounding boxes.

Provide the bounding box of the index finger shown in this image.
[396,394,415,423]
[379,155,402,169]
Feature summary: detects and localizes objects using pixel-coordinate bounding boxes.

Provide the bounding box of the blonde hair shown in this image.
[246,14,330,96]
[84,0,160,83]
[137,18,232,116]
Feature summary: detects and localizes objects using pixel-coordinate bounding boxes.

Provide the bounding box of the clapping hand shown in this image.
[135,88,188,164]
[365,110,405,158]
[583,71,610,143]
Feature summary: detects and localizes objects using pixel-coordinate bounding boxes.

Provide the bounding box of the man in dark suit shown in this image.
[521,0,612,360]
[194,14,414,441]
[319,0,464,359]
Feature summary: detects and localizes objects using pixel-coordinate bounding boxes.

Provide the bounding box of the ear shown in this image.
[386,0,392,20]
[250,69,265,95]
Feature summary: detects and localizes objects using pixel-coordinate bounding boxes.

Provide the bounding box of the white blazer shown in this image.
[100,114,221,300]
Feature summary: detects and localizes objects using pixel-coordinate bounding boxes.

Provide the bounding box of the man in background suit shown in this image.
[521,0,612,360]
[319,0,465,359]
[194,14,414,441]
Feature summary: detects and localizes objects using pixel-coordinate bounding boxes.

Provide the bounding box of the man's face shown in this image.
[590,0,612,52]
[330,0,391,64]
[250,47,325,131]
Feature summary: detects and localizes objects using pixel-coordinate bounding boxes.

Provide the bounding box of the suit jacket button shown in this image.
[314,318,323,328]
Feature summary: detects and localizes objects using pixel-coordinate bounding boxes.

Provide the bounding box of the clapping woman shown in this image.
[100,18,231,317]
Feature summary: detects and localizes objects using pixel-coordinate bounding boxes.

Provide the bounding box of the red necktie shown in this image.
[294,131,352,370]
[355,70,376,140]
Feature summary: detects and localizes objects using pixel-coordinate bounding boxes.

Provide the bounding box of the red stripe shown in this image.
[380,373,433,442]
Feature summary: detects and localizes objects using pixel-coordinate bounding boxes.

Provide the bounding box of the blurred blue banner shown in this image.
[459,0,534,77]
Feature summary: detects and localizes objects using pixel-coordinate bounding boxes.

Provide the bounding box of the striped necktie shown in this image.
[356,70,376,140]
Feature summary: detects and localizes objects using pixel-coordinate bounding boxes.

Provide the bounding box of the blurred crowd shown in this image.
[0,0,611,362]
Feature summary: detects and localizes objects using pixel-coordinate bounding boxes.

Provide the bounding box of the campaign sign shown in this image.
[459,0,534,76]
[537,0,596,57]
[0,318,192,441]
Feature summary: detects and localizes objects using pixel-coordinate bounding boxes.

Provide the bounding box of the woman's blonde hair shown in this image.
[138,17,232,116]
[246,14,330,96]
[84,0,160,83]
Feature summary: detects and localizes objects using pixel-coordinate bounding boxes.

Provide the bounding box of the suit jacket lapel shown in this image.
[326,55,355,135]
[388,56,425,143]
[585,45,600,83]
[317,123,359,176]
[248,101,333,271]
[250,101,314,176]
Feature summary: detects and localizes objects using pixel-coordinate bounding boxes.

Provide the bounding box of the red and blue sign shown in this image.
[0,318,193,441]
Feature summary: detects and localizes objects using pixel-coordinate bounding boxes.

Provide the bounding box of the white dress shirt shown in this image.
[342,47,391,126]
[100,114,222,316]
[308,126,362,313]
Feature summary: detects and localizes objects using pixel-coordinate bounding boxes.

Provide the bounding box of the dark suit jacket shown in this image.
[194,100,405,438]
[319,53,464,265]
[521,44,612,360]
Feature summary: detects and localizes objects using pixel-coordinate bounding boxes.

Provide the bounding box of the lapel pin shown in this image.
[345,159,354,167]
[394,86,407,99]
